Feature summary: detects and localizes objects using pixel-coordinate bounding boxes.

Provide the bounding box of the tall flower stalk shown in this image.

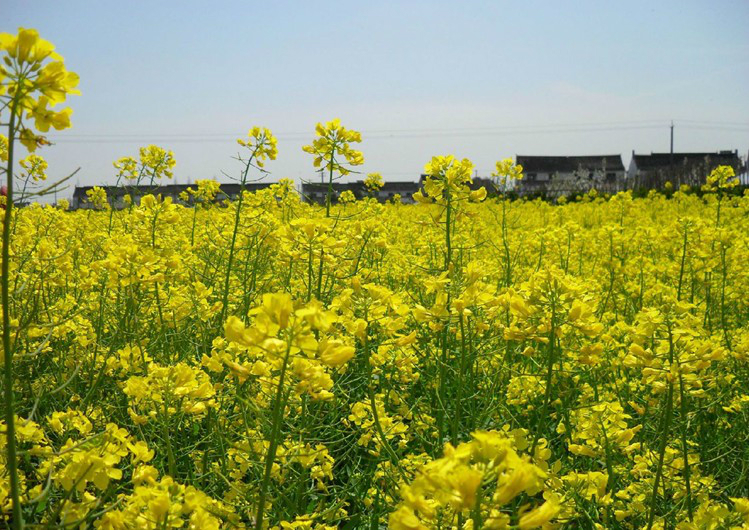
[1,27,79,529]
[219,127,277,327]
[413,155,486,444]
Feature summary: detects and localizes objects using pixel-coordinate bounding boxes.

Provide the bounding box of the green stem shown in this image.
[677,372,693,521]
[255,341,292,530]
[502,200,511,286]
[325,150,335,218]
[220,151,256,327]
[436,182,453,445]
[471,482,483,530]
[367,385,405,477]
[532,305,556,454]
[646,329,676,530]
[2,97,24,530]
[316,246,324,301]
[716,195,722,227]
[365,324,406,477]
[675,226,694,520]
[452,313,467,444]
[436,322,448,445]
[306,245,313,302]
[221,181,245,324]
[163,403,176,477]
[719,245,731,350]
[677,223,688,299]
[445,187,452,270]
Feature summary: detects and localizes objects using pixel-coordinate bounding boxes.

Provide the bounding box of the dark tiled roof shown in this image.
[72,182,273,200]
[300,182,350,193]
[516,155,624,173]
[632,151,739,171]
[301,180,419,193]
[470,177,494,190]
[379,181,421,192]
[300,180,421,204]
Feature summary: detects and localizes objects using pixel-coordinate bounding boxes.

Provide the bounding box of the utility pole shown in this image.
[669,120,674,185]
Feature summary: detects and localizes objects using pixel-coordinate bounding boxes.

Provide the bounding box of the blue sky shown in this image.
[5,0,749,190]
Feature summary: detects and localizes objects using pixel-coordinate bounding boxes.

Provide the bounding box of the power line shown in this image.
[677,119,749,127]
[45,119,749,145]
[50,127,749,144]
[680,125,749,132]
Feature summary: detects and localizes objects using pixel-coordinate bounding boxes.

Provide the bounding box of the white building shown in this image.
[516,155,625,197]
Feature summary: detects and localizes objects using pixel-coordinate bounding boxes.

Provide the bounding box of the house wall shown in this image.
[517,167,627,198]
[627,158,638,181]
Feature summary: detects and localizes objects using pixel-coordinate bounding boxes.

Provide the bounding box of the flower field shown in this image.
[3,28,749,530]
[2,173,749,529]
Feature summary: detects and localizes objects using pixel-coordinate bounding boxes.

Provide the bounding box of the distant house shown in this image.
[515,155,625,197]
[741,150,749,186]
[301,180,420,204]
[628,150,742,189]
[71,182,275,210]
